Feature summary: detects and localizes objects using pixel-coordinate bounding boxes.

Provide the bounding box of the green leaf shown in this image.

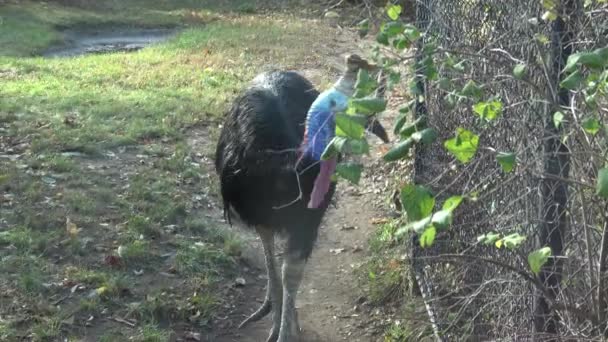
[321,137,369,159]
[542,10,557,21]
[400,184,435,221]
[419,226,437,248]
[596,168,608,199]
[336,114,365,139]
[387,4,402,20]
[502,233,526,249]
[461,80,483,100]
[321,136,346,160]
[346,138,370,155]
[403,25,421,42]
[444,128,479,163]
[496,152,516,173]
[387,71,401,90]
[399,116,427,139]
[560,69,583,90]
[411,128,437,145]
[582,117,601,135]
[335,162,363,185]
[397,216,432,236]
[553,111,564,128]
[442,196,463,211]
[473,100,503,121]
[383,22,405,37]
[513,64,527,79]
[354,69,378,96]
[357,19,370,38]
[392,37,410,50]
[393,113,409,135]
[349,97,387,115]
[477,232,501,245]
[383,138,415,161]
[535,33,550,44]
[431,209,452,230]
[376,32,389,45]
[565,51,607,72]
[528,246,552,275]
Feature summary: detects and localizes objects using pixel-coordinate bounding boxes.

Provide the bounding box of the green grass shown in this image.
[0,0,340,340]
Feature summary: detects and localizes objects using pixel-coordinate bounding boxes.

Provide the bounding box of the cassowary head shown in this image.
[301,54,387,208]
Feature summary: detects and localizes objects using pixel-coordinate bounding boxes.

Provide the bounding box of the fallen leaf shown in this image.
[330,248,346,255]
[66,217,81,238]
[185,331,202,341]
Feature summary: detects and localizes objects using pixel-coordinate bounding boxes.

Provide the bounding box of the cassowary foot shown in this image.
[238,298,272,328]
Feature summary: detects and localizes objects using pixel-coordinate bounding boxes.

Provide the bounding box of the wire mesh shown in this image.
[409,0,608,340]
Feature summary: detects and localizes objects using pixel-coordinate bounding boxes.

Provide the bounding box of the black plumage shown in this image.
[215,70,333,259]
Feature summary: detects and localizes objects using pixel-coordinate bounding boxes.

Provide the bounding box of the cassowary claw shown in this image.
[238,299,272,328]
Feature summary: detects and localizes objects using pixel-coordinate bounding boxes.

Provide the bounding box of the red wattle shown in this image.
[308,158,337,209]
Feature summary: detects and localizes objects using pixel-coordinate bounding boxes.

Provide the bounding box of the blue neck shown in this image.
[302,89,349,160]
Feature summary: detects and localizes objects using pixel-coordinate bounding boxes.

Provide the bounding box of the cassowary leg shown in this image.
[277,223,318,342]
[277,250,306,342]
[239,226,283,342]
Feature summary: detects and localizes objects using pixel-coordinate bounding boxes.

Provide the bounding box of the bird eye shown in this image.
[329,99,337,108]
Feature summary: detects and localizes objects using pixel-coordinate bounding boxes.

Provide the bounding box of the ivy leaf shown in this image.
[336,114,365,139]
[442,196,463,211]
[376,32,389,45]
[354,69,378,96]
[477,232,501,245]
[461,80,483,100]
[411,128,438,145]
[387,4,402,20]
[497,152,516,173]
[528,246,552,275]
[399,116,427,139]
[502,233,526,249]
[560,69,583,90]
[513,63,527,79]
[444,128,479,163]
[335,162,363,185]
[346,138,370,155]
[383,138,415,161]
[392,37,410,50]
[387,71,401,90]
[541,10,557,22]
[582,117,601,135]
[596,168,608,199]
[431,209,452,230]
[383,22,405,37]
[395,216,432,236]
[420,226,437,248]
[400,184,435,221]
[357,19,370,38]
[321,137,369,159]
[349,97,387,115]
[553,111,564,128]
[403,25,421,42]
[473,100,503,121]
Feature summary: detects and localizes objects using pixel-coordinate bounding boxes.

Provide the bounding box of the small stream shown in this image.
[43,27,177,57]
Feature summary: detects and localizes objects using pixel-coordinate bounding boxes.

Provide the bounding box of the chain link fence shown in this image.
[407,0,608,340]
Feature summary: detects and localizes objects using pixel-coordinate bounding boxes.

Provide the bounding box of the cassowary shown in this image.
[215,54,387,342]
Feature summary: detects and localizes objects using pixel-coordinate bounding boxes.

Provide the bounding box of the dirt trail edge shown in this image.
[204,138,391,342]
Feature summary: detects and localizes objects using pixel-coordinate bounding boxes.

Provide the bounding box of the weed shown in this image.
[174,239,235,276]
[127,215,161,239]
[31,316,63,342]
[133,324,171,342]
[119,240,151,265]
